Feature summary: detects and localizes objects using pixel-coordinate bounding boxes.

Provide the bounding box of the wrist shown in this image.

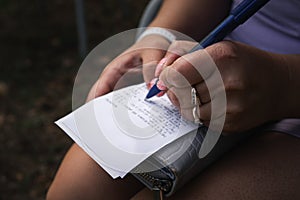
[136,27,176,43]
[133,33,172,52]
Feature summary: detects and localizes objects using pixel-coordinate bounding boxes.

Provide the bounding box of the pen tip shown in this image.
[145,84,162,99]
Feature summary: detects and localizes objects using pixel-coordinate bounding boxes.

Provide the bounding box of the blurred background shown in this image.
[0,0,148,199]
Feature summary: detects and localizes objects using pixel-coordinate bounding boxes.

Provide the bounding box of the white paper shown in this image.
[56,83,198,178]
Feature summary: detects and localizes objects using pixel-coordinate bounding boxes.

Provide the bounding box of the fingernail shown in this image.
[156,79,167,91]
[146,82,151,89]
[147,78,158,89]
[156,80,167,97]
[148,78,167,97]
[156,91,166,97]
[155,57,168,77]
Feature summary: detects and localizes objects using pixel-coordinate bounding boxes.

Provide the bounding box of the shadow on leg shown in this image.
[133,131,300,200]
[47,143,144,200]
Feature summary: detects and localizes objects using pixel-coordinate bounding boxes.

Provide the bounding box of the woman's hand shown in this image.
[86,34,171,102]
[159,40,290,133]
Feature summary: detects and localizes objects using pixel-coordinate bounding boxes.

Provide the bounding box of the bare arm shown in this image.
[87,0,233,100]
[149,0,232,40]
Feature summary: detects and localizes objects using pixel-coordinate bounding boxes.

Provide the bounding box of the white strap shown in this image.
[136,27,176,43]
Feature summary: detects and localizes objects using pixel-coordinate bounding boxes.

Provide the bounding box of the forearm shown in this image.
[148,0,232,41]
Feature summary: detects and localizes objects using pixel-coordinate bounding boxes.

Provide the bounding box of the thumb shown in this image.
[155,40,198,77]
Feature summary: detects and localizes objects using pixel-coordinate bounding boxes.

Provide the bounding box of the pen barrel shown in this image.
[198,15,237,49]
[232,0,270,24]
[190,0,270,52]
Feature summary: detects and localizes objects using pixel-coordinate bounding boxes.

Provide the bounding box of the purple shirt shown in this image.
[227,0,300,54]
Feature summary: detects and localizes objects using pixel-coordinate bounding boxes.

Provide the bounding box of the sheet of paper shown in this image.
[56,83,198,178]
[56,114,125,178]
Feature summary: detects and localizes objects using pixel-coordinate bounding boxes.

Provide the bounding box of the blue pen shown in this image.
[146,0,270,99]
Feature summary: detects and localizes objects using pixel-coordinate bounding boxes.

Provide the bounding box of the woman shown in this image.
[47,0,300,199]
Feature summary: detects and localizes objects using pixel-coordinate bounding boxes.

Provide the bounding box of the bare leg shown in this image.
[133,131,300,200]
[46,144,144,200]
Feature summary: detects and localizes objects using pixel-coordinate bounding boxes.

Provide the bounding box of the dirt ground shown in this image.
[0,0,148,199]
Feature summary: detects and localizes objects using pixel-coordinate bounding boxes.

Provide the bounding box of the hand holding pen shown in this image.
[145,0,271,128]
[147,40,198,98]
[146,0,270,100]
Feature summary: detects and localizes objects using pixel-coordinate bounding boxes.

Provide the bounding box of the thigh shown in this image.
[133,131,300,200]
[47,143,144,200]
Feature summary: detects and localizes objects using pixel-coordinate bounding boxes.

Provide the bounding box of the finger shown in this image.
[180,102,211,124]
[142,48,166,85]
[166,40,197,57]
[113,66,143,90]
[179,79,227,124]
[133,34,170,84]
[154,65,190,101]
[87,53,143,101]
[198,93,227,122]
[166,85,225,126]
[168,86,194,109]
[167,86,202,123]
[194,68,226,104]
[155,40,198,77]
[86,80,101,102]
[160,49,217,89]
[160,66,192,89]
[198,102,211,121]
[166,90,180,108]
[194,82,210,104]
[180,107,196,122]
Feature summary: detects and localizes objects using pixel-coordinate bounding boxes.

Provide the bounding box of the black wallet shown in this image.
[131,126,249,197]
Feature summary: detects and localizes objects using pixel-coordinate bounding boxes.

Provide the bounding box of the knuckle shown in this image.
[163,68,180,87]
[169,41,187,55]
[227,103,245,116]
[224,78,246,91]
[233,105,245,115]
[165,59,191,87]
[209,41,238,61]
[224,105,245,133]
[168,40,198,59]
[173,57,191,75]
[176,56,195,72]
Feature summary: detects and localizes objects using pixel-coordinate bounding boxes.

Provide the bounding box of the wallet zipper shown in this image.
[137,171,172,192]
[153,189,164,200]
